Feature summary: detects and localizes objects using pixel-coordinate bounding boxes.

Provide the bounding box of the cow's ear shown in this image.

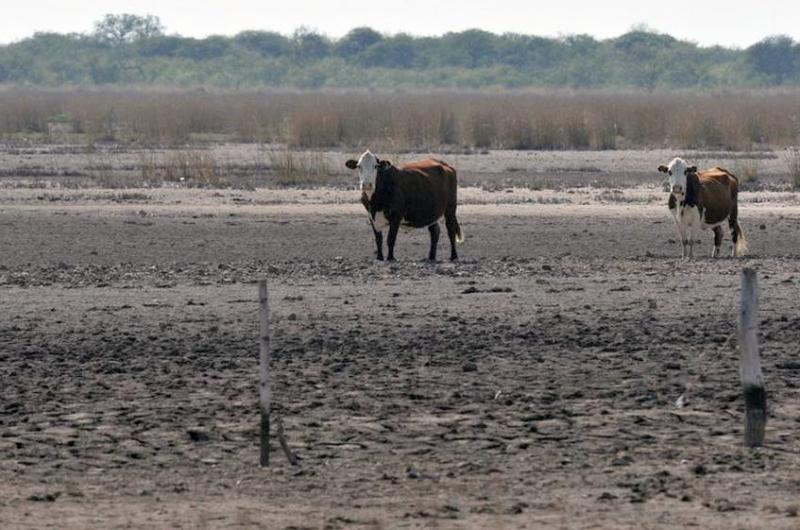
[657,165,669,173]
[685,166,697,174]
[345,159,358,169]
[378,159,392,171]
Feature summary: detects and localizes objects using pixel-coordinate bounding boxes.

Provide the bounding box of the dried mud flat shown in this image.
[1,183,800,529]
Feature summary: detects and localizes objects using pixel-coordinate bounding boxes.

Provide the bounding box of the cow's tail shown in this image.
[729,177,748,257]
[735,222,748,256]
[449,169,464,244]
[455,221,465,244]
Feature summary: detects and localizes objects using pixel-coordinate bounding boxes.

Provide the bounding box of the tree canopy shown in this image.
[92,14,164,45]
[1,14,799,89]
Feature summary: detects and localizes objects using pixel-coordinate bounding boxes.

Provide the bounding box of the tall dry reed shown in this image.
[2,87,800,151]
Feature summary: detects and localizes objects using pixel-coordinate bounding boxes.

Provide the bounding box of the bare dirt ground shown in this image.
[1,149,800,529]
[0,143,795,189]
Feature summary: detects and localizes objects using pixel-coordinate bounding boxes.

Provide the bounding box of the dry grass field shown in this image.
[4,88,800,152]
[1,127,800,529]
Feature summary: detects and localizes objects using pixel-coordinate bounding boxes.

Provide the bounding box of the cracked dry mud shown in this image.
[1,185,799,529]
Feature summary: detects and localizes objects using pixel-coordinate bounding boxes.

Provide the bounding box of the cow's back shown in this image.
[401,158,457,201]
[699,167,737,189]
[403,159,453,171]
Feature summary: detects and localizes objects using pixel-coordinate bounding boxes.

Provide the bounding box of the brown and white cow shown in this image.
[345,150,463,261]
[658,157,747,258]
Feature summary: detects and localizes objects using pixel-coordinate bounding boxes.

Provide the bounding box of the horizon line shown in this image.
[1,24,791,50]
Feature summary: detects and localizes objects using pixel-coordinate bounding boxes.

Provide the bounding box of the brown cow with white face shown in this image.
[658,157,747,258]
[346,150,463,261]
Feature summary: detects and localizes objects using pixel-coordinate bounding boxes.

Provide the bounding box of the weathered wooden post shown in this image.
[739,268,766,447]
[258,279,272,466]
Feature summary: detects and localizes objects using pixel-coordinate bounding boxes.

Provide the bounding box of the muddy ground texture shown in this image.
[1,147,800,529]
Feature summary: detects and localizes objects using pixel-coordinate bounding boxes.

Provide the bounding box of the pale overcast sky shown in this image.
[1,0,797,47]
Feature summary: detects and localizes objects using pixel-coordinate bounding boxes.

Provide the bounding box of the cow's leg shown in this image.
[671,201,686,258]
[386,221,400,261]
[678,215,689,259]
[712,226,723,258]
[679,233,689,258]
[688,218,698,258]
[729,212,739,257]
[445,212,460,261]
[372,228,384,261]
[427,223,440,261]
[682,206,700,259]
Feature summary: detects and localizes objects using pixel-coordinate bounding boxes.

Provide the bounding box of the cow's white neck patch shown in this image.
[372,210,390,231]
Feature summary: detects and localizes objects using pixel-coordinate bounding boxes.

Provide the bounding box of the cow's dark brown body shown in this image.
[368,158,462,261]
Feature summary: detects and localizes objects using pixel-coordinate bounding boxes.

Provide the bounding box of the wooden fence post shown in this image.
[259,279,272,466]
[739,268,766,447]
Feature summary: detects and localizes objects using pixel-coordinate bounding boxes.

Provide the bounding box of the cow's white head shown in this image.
[345,150,381,199]
[658,157,697,201]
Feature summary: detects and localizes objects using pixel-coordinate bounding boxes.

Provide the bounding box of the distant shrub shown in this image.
[467,112,497,149]
[784,147,800,188]
[267,148,331,186]
[138,150,229,187]
[504,118,534,150]
[437,111,457,145]
[531,118,560,149]
[734,159,760,185]
[688,118,724,149]
[290,110,342,148]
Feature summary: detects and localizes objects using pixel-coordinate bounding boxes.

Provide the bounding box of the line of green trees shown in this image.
[2,14,800,89]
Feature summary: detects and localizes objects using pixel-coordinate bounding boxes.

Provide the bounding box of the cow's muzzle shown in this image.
[672,185,684,195]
